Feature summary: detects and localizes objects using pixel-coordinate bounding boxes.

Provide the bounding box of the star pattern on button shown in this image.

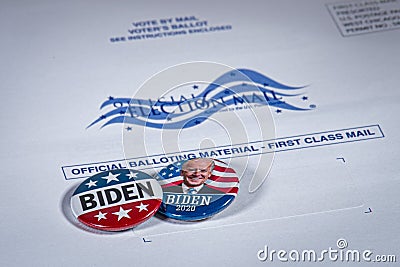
[136,202,149,212]
[127,171,138,179]
[112,207,132,221]
[85,180,97,188]
[159,165,180,179]
[94,211,107,221]
[102,172,120,184]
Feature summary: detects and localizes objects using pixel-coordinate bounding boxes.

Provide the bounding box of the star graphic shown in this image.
[263,83,269,87]
[112,207,132,221]
[162,172,167,176]
[168,173,173,177]
[85,179,97,188]
[176,162,181,166]
[167,117,172,121]
[119,110,125,115]
[276,109,282,113]
[175,169,180,172]
[169,167,174,170]
[127,171,138,179]
[126,126,132,131]
[224,89,230,94]
[102,172,120,184]
[230,72,236,76]
[194,119,201,125]
[109,96,114,100]
[193,85,199,90]
[100,115,107,120]
[302,96,308,101]
[136,202,149,212]
[94,211,107,221]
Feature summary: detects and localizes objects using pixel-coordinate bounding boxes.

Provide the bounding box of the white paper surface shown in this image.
[1,0,399,266]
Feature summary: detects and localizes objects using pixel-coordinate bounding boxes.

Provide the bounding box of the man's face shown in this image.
[181,159,213,187]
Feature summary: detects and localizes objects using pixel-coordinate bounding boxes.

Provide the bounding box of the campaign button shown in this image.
[156,158,239,221]
[70,169,162,231]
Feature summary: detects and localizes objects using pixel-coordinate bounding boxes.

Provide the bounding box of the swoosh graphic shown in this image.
[88,69,311,129]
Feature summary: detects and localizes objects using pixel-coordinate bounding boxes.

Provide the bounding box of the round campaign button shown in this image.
[70,169,163,231]
[156,158,239,221]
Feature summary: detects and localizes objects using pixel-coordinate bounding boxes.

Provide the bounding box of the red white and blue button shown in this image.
[70,169,162,231]
[156,158,239,221]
